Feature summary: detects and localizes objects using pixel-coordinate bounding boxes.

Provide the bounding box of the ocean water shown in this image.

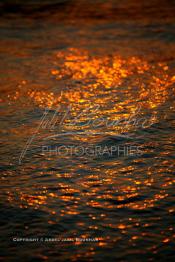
[0,1,175,261]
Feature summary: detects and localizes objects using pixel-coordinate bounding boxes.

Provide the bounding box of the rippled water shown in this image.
[0,0,175,261]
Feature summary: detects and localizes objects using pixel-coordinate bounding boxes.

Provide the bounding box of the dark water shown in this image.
[0,1,175,261]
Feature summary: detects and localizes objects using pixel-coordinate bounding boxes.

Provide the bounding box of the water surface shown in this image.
[0,1,175,261]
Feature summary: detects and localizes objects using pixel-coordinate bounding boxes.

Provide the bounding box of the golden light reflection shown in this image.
[2,46,174,258]
[4,48,173,111]
[3,47,174,143]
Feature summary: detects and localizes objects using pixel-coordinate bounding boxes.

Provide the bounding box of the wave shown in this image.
[1,0,175,22]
